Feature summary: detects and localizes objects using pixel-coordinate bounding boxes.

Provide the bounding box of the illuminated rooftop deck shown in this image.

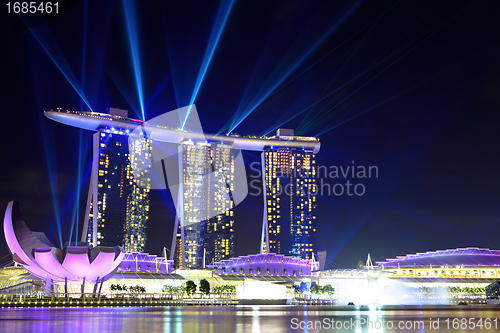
[44,109,321,153]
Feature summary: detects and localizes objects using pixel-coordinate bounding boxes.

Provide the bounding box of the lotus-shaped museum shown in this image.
[3,200,124,283]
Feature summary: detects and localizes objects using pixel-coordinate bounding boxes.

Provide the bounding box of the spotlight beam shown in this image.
[106,70,142,118]
[69,1,91,244]
[262,34,431,137]
[286,1,476,137]
[264,0,404,104]
[237,0,405,136]
[228,0,390,134]
[28,41,65,248]
[299,1,441,134]
[261,58,387,137]
[296,18,380,133]
[28,29,93,111]
[310,1,477,134]
[314,41,475,137]
[68,130,88,245]
[37,118,64,248]
[145,74,172,111]
[181,0,236,129]
[123,0,145,120]
[367,1,441,74]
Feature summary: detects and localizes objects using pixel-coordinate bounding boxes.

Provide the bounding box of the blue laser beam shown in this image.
[181,0,235,129]
[260,58,385,137]
[245,0,404,130]
[306,0,479,135]
[68,2,91,245]
[68,130,89,245]
[228,0,365,134]
[28,28,93,111]
[297,19,380,133]
[122,0,145,120]
[261,26,438,138]
[67,135,81,245]
[27,37,66,247]
[145,74,172,111]
[313,51,463,137]
[80,0,89,97]
[106,71,142,119]
[38,117,64,248]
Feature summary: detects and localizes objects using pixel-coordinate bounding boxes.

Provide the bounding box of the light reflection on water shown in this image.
[0,305,499,332]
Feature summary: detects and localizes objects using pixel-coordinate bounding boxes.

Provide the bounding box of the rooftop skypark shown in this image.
[44,108,321,153]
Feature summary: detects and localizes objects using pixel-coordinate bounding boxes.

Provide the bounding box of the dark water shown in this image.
[1,305,500,332]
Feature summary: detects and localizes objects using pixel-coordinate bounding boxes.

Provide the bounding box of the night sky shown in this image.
[1,0,499,269]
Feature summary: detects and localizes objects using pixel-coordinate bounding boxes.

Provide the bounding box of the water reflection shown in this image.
[0,305,499,333]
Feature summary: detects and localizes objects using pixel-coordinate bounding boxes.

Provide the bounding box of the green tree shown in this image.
[211,284,236,295]
[184,280,197,296]
[321,284,334,296]
[310,283,321,294]
[223,285,236,293]
[200,279,210,295]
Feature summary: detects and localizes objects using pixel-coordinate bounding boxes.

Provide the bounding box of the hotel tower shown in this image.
[260,129,318,260]
[83,108,151,253]
[173,140,236,268]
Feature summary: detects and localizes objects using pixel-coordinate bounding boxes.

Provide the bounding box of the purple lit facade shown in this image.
[116,252,174,273]
[377,248,500,268]
[3,200,124,283]
[210,253,319,276]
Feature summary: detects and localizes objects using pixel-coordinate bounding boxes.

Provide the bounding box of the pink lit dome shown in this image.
[3,200,124,283]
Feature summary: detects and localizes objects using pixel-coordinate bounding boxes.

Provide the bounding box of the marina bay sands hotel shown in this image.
[44,107,321,269]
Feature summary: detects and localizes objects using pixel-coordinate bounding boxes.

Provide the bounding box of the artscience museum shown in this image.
[2,201,178,295]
